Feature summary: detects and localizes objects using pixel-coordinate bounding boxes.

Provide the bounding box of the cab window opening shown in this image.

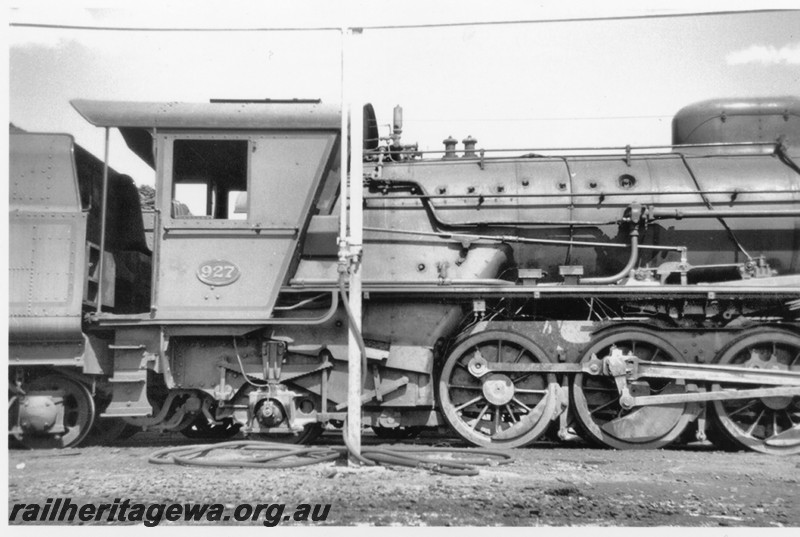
[171,139,249,220]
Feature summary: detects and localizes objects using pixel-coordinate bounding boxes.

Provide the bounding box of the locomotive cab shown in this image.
[71,99,341,323]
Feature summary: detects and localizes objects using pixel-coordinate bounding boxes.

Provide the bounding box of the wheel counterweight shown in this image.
[438,330,558,448]
[571,328,699,450]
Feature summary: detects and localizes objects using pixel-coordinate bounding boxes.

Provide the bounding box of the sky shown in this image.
[7,1,800,186]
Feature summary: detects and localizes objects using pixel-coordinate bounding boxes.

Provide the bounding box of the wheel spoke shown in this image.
[470,404,491,430]
[745,409,766,436]
[496,340,502,362]
[493,406,501,433]
[506,404,518,423]
[727,400,757,417]
[589,397,618,416]
[583,386,620,393]
[512,347,526,363]
[448,384,482,390]
[454,396,483,412]
[511,397,532,413]
[512,372,535,384]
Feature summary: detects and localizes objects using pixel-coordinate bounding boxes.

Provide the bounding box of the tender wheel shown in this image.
[12,374,96,449]
[709,328,800,455]
[438,330,558,448]
[571,327,699,450]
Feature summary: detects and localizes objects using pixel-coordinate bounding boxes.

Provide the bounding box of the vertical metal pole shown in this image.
[339,28,349,254]
[96,127,111,313]
[148,128,160,314]
[345,27,364,462]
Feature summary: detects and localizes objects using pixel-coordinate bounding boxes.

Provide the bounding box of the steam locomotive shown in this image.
[9,96,800,454]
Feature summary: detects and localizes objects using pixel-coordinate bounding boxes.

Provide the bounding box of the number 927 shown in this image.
[196,260,241,286]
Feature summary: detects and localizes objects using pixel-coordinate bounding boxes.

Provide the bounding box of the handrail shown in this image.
[366,140,779,157]
[364,188,800,201]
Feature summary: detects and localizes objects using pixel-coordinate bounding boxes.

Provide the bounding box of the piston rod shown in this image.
[478,358,800,386]
[629,386,800,407]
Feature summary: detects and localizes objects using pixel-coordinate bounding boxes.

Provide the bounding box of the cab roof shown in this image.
[70,99,341,130]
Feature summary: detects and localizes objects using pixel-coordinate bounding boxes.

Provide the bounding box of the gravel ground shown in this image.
[8,430,800,527]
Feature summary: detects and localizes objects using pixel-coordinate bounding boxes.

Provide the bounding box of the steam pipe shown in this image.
[580,229,640,285]
[362,225,684,254]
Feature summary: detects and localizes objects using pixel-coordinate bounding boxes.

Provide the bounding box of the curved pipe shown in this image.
[272,293,330,311]
[267,291,340,325]
[362,225,630,249]
[580,230,639,285]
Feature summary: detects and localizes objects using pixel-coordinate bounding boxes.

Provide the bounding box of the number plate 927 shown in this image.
[196,260,241,286]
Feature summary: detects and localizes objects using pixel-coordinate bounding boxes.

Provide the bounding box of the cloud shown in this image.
[726,43,800,65]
